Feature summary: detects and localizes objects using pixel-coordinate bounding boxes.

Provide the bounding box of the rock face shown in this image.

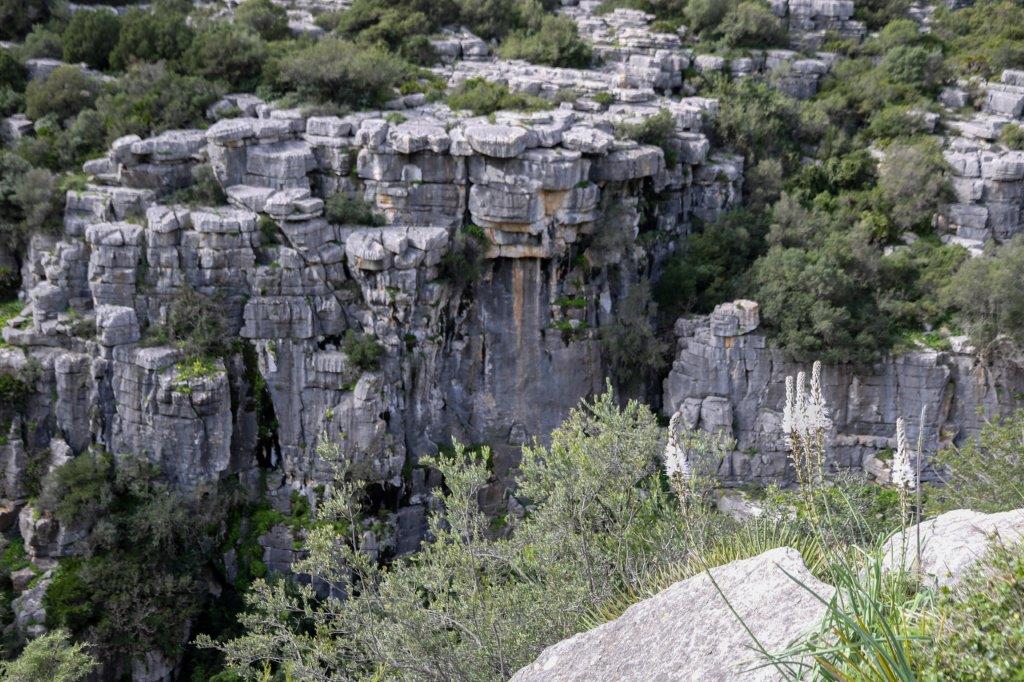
[882,508,1024,588]
[0,64,743,567]
[663,301,1024,481]
[511,547,833,681]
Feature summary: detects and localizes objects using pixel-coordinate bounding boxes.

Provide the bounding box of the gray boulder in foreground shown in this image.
[882,508,1024,589]
[511,547,832,681]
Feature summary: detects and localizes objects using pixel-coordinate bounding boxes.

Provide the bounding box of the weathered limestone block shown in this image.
[19,505,88,561]
[109,347,233,490]
[468,149,589,191]
[54,352,92,453]
[709,300,760,337]
[245,141,316,188]
[561,126,615,155]
[469,183,545,226]
[464,124,531,158]
[388,122,451,154]
[882,508,1024,588]
[96,304,141,346]
[590,145,664,182]
[512,548,833,681]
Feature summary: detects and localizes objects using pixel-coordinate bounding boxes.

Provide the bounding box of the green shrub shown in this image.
[63,9,122,70]
[0,0,49,41]
[439,224,489,286]
[616,108,679,166]
[653,209,767,321]
[25,66,100,122]
[447,78,553,116]
[999,123,1024,150]
[943,237,1024,354]
[38,450,115,526]
[919,542,1024,680]
[110,1,195,71]
[499,15,593,68]
[96,62,224,141]
[341,330,385,371]
[878,139,950,232]
[235,0,290,41]
[163,287,234,359]
[599,285,668,385]
[44,559,96,633]
[456,0,555,41]
[718,1,786,48]
[0,49,25,92]
[270,37,412,108]
[926,410,1024,515]
[13,26,63,60]
[932,0,1024,79]
[186,22,267,91]
[0,628,97,682]
[333,0,439,65]
[324,194,384,226]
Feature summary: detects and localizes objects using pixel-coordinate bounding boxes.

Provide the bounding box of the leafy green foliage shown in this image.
[324,194,384,226]
[0,0,49,41]
[204,390,709,680]
[918,542,1024,681]
[499,14,593,68]
[25,66,101,122]
[0,629,97,682]
[109,1,195,71]
[942,237,1024,353]
[439,224,490,287]
[932,0,1024,79]
[616,109,680,166]
[653,209,767,320]
[62,9,123,71]
[926,410,1024,515]
[39,450,228,659]
[269,37,412,108]
[1000,123,1024,151]
[600,285,668,384]
[0,48,26,93]
[185,22,268,91]
[341,330,385,371]
[235,0,290,41]
[96,62,224,142]
[446,77,554,116]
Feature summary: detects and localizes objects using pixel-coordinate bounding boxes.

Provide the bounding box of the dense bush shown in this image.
[926,410,1024,515]
[718,1,786,48]
[0,0,49,41]
[234,0,291,41]
[186,22,268,91]
[600,286,668,384]
[341,330,385,371]
[25,66,101,122]
[95,62,223,142]
[446,78,553,116]
[109,1,195,71]
[878,139,950,231]
[0,49,26,93]
[62,9,123,70]
[943,237,1024,354]
[332,0,440,65]
[439,225,489,287]
[324,194,384,226]
[932,0,1024,79]
[919,543,1024,680]
[204,390,704,679]
[270,37,412,108]
[0,629,97,682]
[653,209,767,321]
[499,14,593,68]
[40,451,226,660]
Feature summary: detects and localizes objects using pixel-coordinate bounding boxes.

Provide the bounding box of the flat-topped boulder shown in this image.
[464,124,531,158]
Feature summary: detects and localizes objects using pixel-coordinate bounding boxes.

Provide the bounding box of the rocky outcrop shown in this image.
[663,301,1024,481]
[511,547,833,681]
[882,508,1024,588]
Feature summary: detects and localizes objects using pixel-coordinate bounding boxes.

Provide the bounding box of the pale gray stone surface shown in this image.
[882,508,1024,588]
[512,547,832,682]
